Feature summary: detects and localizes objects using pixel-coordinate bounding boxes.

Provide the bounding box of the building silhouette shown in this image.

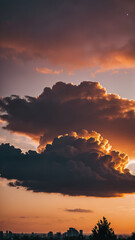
[66,228,79,237]
[0,231,3,240]
[48,231,53,238]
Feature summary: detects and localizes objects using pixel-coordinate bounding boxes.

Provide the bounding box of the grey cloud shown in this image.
[0,131,135,197]
[0,81,135,156]
[65,209,93,213]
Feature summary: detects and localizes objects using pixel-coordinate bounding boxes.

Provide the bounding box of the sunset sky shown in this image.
[0,0,135,235]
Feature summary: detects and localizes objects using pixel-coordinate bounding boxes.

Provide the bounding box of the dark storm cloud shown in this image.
[0,0,135,70]
[65,209,93,213]
[0,132,135,197]
[0,81,135,155]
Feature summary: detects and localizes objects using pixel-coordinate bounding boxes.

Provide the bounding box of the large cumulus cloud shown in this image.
[0,81,135,156]
[0,131,135,197]
[0,0,135,71]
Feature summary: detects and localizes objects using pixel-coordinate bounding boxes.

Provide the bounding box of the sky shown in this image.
[0,0,135,235]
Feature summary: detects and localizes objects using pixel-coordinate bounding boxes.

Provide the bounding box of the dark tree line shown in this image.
[2,217,135,240]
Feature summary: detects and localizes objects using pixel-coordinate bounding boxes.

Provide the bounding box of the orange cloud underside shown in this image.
[1,40,135,72]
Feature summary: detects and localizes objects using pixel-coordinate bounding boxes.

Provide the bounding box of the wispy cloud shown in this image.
[35,67,63,75]
[19,216,40,219]
[65,208,94,213]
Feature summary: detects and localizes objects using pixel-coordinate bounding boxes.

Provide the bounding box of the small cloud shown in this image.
[35,67,63,75]
[65,208,93,213]
[19,216,40,219]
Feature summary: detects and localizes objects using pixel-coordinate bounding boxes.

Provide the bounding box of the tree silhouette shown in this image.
[90,217,116,240]
[130,232,135,240]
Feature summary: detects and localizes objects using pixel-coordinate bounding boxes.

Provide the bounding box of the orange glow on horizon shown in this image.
[0,183,135,234]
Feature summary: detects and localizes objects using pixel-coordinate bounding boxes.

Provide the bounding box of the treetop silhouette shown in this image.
[90,216,117,240]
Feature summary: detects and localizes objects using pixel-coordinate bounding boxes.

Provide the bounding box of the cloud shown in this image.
[35,67,63,75]
[19,216,40,219]
[0,81,135,157]
[0,131,135,197]
[65,208,93,213]
[0,0,135,71]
